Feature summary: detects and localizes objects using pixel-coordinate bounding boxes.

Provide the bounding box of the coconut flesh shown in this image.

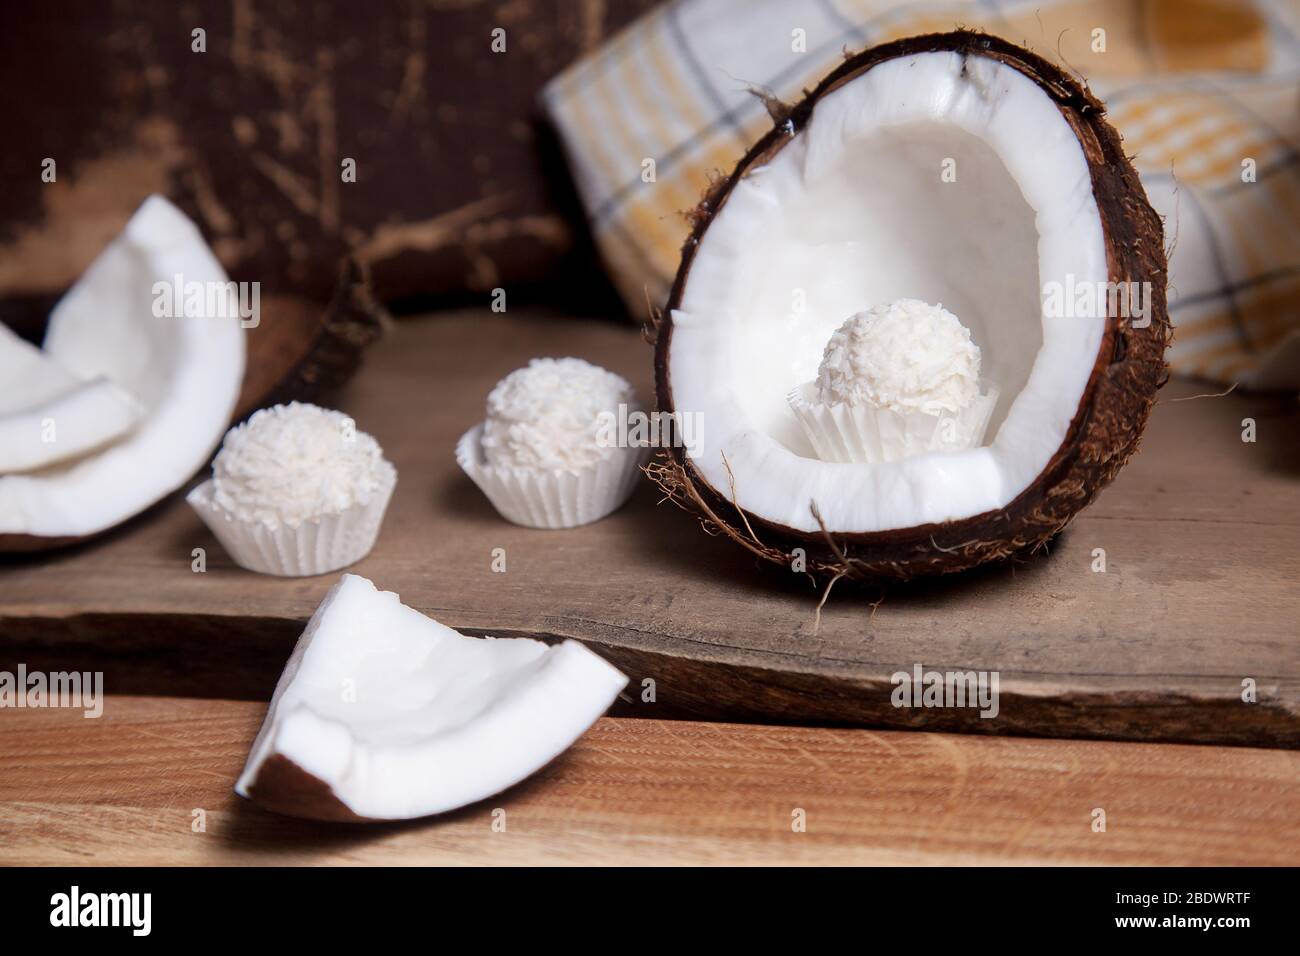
[0,196,245,547]
[0,324,143,473]
[657,34,1167,578]
[237,574,628,821]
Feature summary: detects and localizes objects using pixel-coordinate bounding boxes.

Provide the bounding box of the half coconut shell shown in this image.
[652,31,1169,581]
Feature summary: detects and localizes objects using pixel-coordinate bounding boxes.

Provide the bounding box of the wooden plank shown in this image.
[1,310,1297,746]
[0,696,1295,866]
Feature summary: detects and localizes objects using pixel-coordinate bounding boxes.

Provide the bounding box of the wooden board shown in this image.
[2,310,1298,746]
[1,696,1295,866]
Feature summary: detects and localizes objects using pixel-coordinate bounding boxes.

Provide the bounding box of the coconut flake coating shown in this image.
[212,402,388,530]
[482,357,635,471]
[815,299,981,414]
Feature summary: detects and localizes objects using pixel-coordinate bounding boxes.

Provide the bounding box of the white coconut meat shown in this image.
[0,324,142,473]
[237,574,628,820]
[0,196,245,539]
[670,52,1108,533]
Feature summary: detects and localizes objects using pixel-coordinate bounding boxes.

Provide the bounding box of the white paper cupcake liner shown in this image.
[456,423,648,528]
[187,461,396,577]
[788,382,999,464]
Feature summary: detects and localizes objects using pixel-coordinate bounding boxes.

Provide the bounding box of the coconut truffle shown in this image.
[481,357,635,471]
[211,402,388,530]
[816,300,981,415]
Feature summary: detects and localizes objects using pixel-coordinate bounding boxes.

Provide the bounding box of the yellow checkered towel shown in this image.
[543,0,1300,387]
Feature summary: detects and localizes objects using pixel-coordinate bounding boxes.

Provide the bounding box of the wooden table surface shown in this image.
[2,309,1297,864]
[3,310,1297,746]
[2,696,1296,866]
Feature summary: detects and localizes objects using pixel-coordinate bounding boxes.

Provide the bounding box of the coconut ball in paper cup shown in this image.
[457,357,649,528]
[188,402,396,576]
[788,300,999,464]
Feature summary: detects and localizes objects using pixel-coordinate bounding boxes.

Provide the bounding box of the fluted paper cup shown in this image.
[187,460,396,576]
[788,382,999,464]
[456,423,647,528]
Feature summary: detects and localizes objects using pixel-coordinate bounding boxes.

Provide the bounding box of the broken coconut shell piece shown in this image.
[0,196,245,551]
[652,31,1169,581]
[0,199,385,554]
[237,574,628,822]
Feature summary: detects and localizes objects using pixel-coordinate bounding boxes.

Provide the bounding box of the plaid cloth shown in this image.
[543,0,1300,387]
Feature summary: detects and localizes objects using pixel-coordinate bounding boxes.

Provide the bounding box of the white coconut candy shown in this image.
[789,300,998,463]
[458,357,648,528]
[188,402,396,576]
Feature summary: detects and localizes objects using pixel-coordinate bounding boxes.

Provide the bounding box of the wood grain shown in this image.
[1,310,1297,746]
[0,696,1295,866]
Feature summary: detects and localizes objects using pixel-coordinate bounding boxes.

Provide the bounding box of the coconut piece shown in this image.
[0,324,142,473]
[652,32,1169,580]
[236,574,628,821]
[0,196,245,550]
